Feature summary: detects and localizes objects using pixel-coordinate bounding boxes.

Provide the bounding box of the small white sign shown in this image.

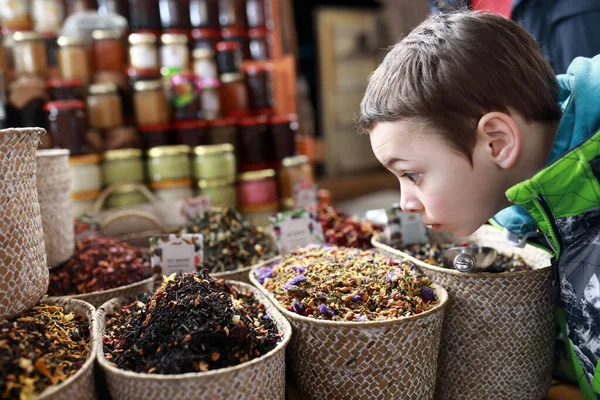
[269,210,324,255]
[293,183,319,210]
[180,195,213,222]
[150,234,204,276]
[385,207,428,246]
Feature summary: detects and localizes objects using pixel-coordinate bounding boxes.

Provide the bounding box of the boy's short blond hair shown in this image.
[359,11,562,160]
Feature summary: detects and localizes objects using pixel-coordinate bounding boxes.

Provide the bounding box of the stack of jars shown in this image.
[193,143,237,207]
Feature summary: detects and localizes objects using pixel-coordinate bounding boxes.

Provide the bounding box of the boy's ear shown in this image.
[477,112,520,169]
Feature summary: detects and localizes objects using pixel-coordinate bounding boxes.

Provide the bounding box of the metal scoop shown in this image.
[442,246,498,273]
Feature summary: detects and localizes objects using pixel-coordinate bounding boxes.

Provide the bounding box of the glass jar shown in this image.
[193,48,218,79]
[147,145,191,182]
[200,77,221,120]
[12,31,48,79]
[106,185,149,208]
[237,169,278,226]
[215,41,241,75]
[139,123,171,150]
[238,115,274,170]
[44,34,59,79]
[98,0,129,20]
[279,155,314,203]
[92,30,125,72]
[170,72,201,121]
[102,148,145,185]
[7,76,48,136]
[87,83,123,129]
[246,0,267,28]
[66,0,97,15]
[0,0,32,31]
[152,180,194,201]
[159,0,191,30]
[161,33,189,75]
[192,28,220,50]
[218,0,246,29]
[193,143,235,180]
[72,190,101,217]
[69,154,103,193]
[220,73,249,118]
[57,36,90,84]
[190,0,219,29]
[133,80,170,125]
[47,78,85,101]
[45,100,88,155]
[207,117,237,146]
[128,0,161,32]
[270,113,298,161]
[221,28,250,60]
[248,28,270,60]
[244,63,274,114]
[196,177,236,207]
[128,33,159,70]
[32,0,65,34]
[104,126,141,150]
[174,120,207,147]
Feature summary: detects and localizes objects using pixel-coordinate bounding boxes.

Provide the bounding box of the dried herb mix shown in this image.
[401,242,533,273]
[312,204,383,249]
[256,246,438,321]
[103,271,282,374]
[184,206,278,273]
[48,236,152,296]
[0,304,90,400]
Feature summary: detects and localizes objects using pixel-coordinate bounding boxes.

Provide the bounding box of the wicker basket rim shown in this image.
[0,127,46,138]
[249,256,449,327]
[47,276,155,300]
[36,298,97,399]
[96,280,292,381]
[36,149,70,157]
[212,255,281,278]
[371,233,552,278]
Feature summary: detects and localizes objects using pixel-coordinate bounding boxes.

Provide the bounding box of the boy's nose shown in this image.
[399,187,423,214]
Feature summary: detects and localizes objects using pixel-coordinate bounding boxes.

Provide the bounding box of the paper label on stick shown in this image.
[180,195,212,223]
[269,210,324,255]
[385,206,428,246]
[150,234,204,276]
[74,213,101,241]
[293,182,318,210]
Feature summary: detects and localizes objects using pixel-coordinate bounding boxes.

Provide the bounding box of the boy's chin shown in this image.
[441,224,480,238]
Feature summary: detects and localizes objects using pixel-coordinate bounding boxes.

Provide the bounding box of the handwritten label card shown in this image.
[180,195,212,222]
[293,182,318,210]
[385,206,428,246]
[269,210,324,255]
[150,234,204,276]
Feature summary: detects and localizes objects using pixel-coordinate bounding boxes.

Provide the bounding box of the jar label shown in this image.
[193,59,218,79]
[32,0,64,31]
[150,233,204,276]
[1,0,28,18]
[201,87,220,112]
[269,209,324,255]
[161,45,188,69]
[171,75,201,108]
[293,182,318,210]
[130,45,158,69]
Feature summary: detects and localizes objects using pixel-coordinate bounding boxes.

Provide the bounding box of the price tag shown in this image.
[74,214,100,241]
[385,206,428,246]
[269,209,324,255]
[150,234,204,276]
[180,195,212,222]
[293,182,318,210]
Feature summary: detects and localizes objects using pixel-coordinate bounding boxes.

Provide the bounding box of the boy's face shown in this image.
[370,119,508,237]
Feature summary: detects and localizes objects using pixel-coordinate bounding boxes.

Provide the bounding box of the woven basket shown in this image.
[37,297,97,400]
[250,258,449,400]
[371,225,555,400]
[96,281,292,400]
[36,149,74,268]
[46,277,156,308]
[0,127,48,320]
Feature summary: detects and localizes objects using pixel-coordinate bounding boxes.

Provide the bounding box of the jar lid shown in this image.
[110,183,147,195]
[194,143,234,155]
[92,29,123,40]
[129,32,157,45]
[43,100,85,111]
[70,154,102,165]
[192,47,215,59]
[150,178,193,190]
[147,145,191,158]
[238,169,276,182]
[161,33,188,45]
[88,83,118,95]
[192,28,221,39]
[216,41,241,52]
[243,63,272,74]
[221,28,248,38]
[46,78,84,88]
[138,122,171,132]
[133,80,163,92]
[208,118,237,127]
[197,176,236,188]
[12,31,43,42]
[282,155,309,168]
[221,72,244,84]
[57,36,86,46]
[270,113,297,124]
[72,189,102,201]
[127,67,161,79]
[173,120,208,130]
[104,148,142,161]
[238,115,269,126]
[248,28,269,38]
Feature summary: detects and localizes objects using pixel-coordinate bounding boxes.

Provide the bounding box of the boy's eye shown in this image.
[400,172,419,184]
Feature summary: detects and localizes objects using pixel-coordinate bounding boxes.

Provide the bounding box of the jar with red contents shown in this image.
[221,28,250,60]
[190,0,219,29]
[159,0,192,30]
[218,0,247,29]
[238,115,275,170]
[129,0,162,32]
[220,73,249,118]
[246,0,268,28]
[192,28,220,50]
[270,113,298,162]
[244,63,274,114]
[237,169,279,226]
[44,100,88,155]
[92,30,125,72]
[216,41,242,75]
[174,119,207,147]
[248,28,270,60]
[47,78,85,101]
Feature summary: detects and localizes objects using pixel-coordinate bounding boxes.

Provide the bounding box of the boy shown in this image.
[359,11,600,399]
